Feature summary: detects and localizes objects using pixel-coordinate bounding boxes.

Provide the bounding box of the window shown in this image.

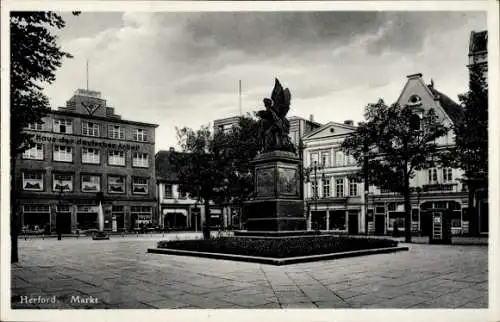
[132,177,148,194]
[336,178,344,197]
[81,175,100,192]
[349,179,358,196]
[346,154,356,166]
[108,125,124,139]
[428,168,438,183]
[22,172,44,191]
[52,174,73,192]
[451,211,461,228]
[321,152,330,167]
[81,121,100,137]
[442,168,453,182]
[311,182,318,199]
[26,122,43,131]
[132,152,149,168]
[108,175,125,194]
[53,119,72,134]
[388,212,405,229]
[178,185,188,199]
[329,210,346,230]
[310,153,319,166]
[53,145,72,162]
[22,144,43,160]
[131,206,152,228]
[133,129,148,142]
[108,150,125,166]
[165,184,173,198]
[82,148,100,164]
[322,179,330,198]
[335,151,344,167]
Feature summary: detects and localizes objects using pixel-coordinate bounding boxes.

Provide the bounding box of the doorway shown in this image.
[375,215,385,235]
[348,211,359,234]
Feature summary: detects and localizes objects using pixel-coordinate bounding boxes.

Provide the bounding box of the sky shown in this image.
[43,10,487,152]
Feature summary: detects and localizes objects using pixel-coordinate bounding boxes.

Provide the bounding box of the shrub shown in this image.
[157,236,398,258]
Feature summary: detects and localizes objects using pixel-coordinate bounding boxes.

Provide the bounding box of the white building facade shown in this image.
[302,73,470,236]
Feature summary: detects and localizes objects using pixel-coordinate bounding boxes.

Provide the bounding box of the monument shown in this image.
[236,79,310,236]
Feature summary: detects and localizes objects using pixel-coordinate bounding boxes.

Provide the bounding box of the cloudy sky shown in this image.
[43,10,486,152]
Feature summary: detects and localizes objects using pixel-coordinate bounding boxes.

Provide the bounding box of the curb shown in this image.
[147,246,409,265]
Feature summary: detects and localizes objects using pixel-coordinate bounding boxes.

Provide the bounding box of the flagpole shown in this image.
[239,80,242,115]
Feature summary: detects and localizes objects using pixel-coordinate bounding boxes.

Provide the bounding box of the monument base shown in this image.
[243,150,307,232]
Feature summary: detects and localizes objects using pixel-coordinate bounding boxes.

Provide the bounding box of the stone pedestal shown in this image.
[242,150,306,232]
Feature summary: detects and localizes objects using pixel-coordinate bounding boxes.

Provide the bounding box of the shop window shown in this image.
[451,210,462,228]
[22,205,50,232]
[108,150,125,166]
[22,144,44,160]
[131,206,152,229]
[53,174,73,192]
[82,148,100,164]
[108,176,125,194]
[81,175,100,192]
[132,177,148,194]
[329,210,346,230]
[388,212,405,229]
[22,171,44,191]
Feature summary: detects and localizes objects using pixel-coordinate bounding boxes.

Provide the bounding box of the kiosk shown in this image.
[429,210,452,244]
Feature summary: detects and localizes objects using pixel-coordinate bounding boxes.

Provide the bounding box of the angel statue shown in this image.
[256,79,296,153]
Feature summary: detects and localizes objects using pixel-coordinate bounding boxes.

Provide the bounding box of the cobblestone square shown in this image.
[10,233,488,309]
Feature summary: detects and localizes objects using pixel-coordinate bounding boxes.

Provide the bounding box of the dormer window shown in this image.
[408,95,422,106]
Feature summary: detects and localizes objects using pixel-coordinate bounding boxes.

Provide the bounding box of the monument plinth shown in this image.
[243,151,306,232]
[236,79,308,237]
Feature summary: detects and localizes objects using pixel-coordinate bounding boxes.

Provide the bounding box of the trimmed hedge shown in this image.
[157,236,398,258]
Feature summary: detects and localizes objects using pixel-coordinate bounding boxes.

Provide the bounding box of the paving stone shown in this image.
[281,301,318,308]
[10,235,488,310]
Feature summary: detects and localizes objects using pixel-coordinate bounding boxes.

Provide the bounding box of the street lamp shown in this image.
[56,179,64,240]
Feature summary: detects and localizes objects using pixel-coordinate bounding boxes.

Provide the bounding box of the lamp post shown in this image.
[56,179,64,241]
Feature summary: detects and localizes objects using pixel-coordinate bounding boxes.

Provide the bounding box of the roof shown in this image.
[427,85,464,124]
[288,115,322,127]
[469,30,487,54]
[155,150,191,182]
[51,109,159,128]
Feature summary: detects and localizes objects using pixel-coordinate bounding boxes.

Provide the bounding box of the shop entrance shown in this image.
[375,215,385,235]
[348,211,359,234]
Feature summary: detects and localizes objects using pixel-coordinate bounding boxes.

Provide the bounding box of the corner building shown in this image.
[15,89,158,234]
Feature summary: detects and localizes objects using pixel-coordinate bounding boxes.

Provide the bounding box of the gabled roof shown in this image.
[302,121,356,140]
[155,150,191,182]
[427,85,464,124]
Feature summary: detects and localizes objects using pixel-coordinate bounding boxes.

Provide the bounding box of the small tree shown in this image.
[342,100,449,242]
[174,115,261,231]
[10,12,78,262]
[449,65,488,236]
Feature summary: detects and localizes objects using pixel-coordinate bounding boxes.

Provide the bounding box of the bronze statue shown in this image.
[257,79,295,153]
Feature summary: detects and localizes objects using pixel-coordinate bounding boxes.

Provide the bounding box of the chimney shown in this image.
[169,147,175,152]
[344,120,353,126]
[309,114,314,122]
